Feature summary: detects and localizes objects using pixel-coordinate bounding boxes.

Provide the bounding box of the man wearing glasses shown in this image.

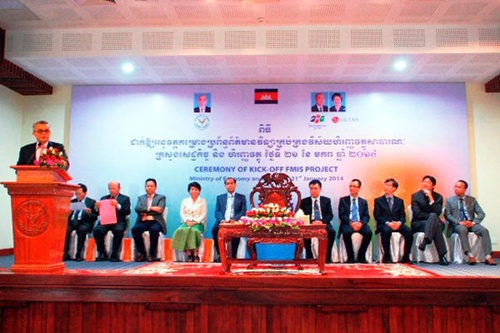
[17,120,69,168]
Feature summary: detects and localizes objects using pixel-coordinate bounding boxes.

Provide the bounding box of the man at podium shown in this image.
[16,120,69,168]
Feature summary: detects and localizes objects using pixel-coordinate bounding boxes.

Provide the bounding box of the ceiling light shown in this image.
[121,62,135,74]
[393,59,408,72]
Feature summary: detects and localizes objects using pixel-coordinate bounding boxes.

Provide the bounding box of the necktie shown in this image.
[352,198,359,221]
[319,106,322,112]
[313,199,321,220]
[225,194,234,221]
[459,198,468,221]
[387,197,393,210]
[36,143,46,160]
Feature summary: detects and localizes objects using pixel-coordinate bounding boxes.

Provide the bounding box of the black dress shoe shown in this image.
[401,255,411,264]
[418,238,432,251]
[439,256,449,266]
[345,258,355,264]
[148,256,161,262]
[75,252,83,262]
[357,258,369,264]
[135,253,146,262]
[96,252,108,262]
[382,255,392,264]
[63,253,71,261]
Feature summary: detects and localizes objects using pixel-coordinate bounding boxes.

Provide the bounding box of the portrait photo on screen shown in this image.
[311,92,329,112]
[329,92,346,112]
[194,93,212,113]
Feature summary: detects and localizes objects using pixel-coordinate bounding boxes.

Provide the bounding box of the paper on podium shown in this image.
[70,201,87,211]
[99,199,117,225]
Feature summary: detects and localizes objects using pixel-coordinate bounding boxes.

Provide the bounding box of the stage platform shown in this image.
[0,256,499,333]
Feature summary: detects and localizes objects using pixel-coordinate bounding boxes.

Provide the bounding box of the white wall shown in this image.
[467,82,500,251]
[0,86,23,249]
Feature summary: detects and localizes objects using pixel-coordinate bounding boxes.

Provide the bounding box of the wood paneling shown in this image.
[1,302,499,333]
[0,273,499,333]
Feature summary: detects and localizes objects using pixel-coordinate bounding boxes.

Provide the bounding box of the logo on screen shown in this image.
[310,115,325,124]
[332,116,339,124]
[194,115,210,130]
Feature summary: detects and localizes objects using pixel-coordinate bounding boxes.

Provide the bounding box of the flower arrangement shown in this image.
[34,146,68,170]
[240,203,305,231]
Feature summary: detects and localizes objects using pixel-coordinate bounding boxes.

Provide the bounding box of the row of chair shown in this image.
[68,229,484,264]
[68,230,215,263]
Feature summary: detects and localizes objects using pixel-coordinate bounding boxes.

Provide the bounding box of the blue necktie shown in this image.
[313,199,321,220]
[459,198,468,221]
[352,198,359,221]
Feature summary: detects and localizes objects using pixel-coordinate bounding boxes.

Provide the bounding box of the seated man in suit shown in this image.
[373,178,412,264]
[16,120,69,169]
[311,92,328,112]
[338,179,372,263]
[63,183,97,261]
[212,177,247,261]
[132,178,166,262]
[411,175,448,265]
[299,179,336,263]
[444,180,496,265]
[93,181,131,262]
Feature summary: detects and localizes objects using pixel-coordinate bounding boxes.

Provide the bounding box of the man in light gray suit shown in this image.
[444,180,496,265]
[132,178,166,262]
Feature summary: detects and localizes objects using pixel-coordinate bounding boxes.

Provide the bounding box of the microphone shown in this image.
[26,150,36,165]
[26,153,35,165]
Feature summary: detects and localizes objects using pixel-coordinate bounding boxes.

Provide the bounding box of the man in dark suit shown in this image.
[16,120,69,169]
[212,177,247,261]
[93,181,131,262]
[132,178,166,262]
[311,92,328,112]
[411,175,448,265]
[194,93,211,113]
[373,178,412,263]
[338,179,372,263]
[299,179,336,263]
[444,180,496,265]
[63,183,97,261]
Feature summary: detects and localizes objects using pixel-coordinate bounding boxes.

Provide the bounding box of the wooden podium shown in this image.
[2,166,78,273]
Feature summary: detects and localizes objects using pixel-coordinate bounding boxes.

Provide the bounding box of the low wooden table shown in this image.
[218,224,327,275]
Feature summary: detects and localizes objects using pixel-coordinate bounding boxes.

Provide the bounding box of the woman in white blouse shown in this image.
[170,182,207,262]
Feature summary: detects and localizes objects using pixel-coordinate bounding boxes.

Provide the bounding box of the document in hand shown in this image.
[99,199,117,225]
[70,201,87,211]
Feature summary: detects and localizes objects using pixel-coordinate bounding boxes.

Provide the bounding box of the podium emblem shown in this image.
[14,200,49,237]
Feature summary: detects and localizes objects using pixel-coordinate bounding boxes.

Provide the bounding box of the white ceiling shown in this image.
[0,0,499,86]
